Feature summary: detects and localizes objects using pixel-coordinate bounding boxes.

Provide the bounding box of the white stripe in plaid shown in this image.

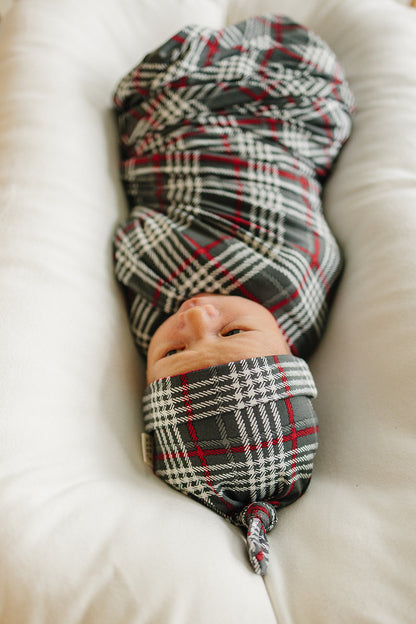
[144,355,316,429]
[113,15,354,358]
[143,355,318,522]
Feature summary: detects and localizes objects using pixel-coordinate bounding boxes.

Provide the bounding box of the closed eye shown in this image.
[222,328,246,337]
[162,329,247,357]
[163,347,185,358]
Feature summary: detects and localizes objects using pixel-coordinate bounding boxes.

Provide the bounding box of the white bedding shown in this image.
[0,0,415,622]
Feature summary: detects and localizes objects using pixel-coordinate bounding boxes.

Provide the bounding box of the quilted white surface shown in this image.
[0,0,415,622]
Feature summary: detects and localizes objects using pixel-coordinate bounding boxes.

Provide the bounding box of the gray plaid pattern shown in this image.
[113,15,355,359]
[240,503,277,575]
[143,355,318,521]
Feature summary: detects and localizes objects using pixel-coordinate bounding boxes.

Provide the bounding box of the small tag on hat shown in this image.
[141,432,154,467]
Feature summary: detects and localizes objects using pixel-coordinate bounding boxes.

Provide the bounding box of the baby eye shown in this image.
[223,328,245,337]
[163,347,184,358]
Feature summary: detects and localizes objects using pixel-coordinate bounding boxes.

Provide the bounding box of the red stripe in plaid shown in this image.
[274,354,299,496]
[181,373,235,512]
[182,232,258,302]
[151,232,232,307]
[181,374,213,485]
[201,31,222,67]
[154,424,319,462]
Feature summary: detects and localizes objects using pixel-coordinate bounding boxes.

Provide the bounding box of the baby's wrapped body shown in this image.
[113,15,354,574]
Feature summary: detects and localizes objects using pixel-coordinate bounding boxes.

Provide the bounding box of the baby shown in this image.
[113,15,354,574]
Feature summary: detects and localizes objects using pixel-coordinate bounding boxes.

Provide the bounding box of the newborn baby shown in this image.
[113,14,354,574]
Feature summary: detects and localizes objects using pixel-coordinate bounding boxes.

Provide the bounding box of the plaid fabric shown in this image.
[143,354,317,574]
[143,355,318,519]
[113,14,354,358]
[239,503,277,575]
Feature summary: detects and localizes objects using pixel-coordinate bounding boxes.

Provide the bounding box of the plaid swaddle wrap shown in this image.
[113,14,354,358]
[143,354,318,575]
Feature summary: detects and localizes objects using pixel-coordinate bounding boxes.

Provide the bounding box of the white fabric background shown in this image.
[0,0,415,622]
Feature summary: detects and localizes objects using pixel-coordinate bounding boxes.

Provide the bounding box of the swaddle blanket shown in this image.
[113,14,354,359]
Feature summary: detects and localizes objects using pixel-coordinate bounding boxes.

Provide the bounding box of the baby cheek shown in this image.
[148,318,175,354]
[273,330,291,354]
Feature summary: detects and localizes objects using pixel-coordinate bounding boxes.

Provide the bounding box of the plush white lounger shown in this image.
[0,1,415,622]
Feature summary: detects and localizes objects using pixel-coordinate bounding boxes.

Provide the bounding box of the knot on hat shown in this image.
[237,502,278,576]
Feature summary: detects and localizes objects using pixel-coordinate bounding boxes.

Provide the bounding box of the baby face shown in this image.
[146,294,290,383]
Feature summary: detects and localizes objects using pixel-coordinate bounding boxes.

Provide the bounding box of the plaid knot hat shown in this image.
[143,354,318,575]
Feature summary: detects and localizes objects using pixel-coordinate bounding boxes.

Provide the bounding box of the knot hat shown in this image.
[142,354,318,575]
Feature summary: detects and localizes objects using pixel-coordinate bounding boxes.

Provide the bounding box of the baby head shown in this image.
[143,294,318,575]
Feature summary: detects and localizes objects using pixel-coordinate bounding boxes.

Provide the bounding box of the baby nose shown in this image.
[177,304,219,337]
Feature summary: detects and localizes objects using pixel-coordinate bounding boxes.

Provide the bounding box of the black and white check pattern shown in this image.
[143,355,318,521]
[113,14,354,359]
